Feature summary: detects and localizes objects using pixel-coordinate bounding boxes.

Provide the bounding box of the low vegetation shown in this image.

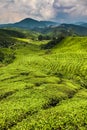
[0,28,87,130]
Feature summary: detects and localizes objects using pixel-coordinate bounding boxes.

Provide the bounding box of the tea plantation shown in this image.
[0,34,87,130]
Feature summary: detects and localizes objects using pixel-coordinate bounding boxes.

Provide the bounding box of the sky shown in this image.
[0,0,87,24]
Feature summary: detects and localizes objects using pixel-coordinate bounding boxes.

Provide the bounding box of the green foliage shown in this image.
[0,33,87,130]
[38,34,50,41]
[41,33,65,49]
[0,28,26,38]
[0,28,39,47]
[38,35,43,41]
[0,51,4,62]
[0,49,15,65]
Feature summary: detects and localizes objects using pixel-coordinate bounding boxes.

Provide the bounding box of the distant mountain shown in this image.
[58,24,87,36]
[0,18,58,29]
[34,23,87,36]
[74,22,87,28]
[1,18,87,36]
[79,23,87,28]
[14,18,43,29]
[74,22,87,25]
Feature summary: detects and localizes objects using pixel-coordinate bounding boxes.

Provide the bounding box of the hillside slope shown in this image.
[0,35,87,130]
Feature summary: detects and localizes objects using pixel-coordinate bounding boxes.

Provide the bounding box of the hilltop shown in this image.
[0,18,58,29]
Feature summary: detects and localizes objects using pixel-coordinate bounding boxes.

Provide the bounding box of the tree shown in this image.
[0,51,4,62]
[38,35,43,41]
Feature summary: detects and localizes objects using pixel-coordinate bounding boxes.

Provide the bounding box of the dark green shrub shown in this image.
[0,51,4,62]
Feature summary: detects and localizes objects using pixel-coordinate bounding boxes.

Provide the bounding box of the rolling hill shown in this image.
[1,18,87,37]
[33,23,87,36]
[0,28,39,47]
[0,25,87,130]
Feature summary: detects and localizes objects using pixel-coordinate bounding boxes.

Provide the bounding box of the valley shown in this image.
[0,24,87,130]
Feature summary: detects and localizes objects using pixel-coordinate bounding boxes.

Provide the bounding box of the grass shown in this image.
[0,35,87,130]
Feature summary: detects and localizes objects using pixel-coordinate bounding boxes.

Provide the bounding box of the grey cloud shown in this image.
[0,0,87,23]
[53,0,87,22]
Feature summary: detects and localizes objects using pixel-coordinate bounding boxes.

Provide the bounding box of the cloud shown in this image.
[0,0,55,23]
[0,0,87,23]
[53,0,87,22]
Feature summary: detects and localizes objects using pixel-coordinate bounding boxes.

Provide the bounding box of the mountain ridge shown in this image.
[0,18,58,29]
[0,18,87,36]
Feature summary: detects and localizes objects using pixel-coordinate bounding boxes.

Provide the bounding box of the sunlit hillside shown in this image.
[0,27,87,130]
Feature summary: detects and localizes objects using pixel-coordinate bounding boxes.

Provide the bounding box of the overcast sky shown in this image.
[0,0,87,24]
